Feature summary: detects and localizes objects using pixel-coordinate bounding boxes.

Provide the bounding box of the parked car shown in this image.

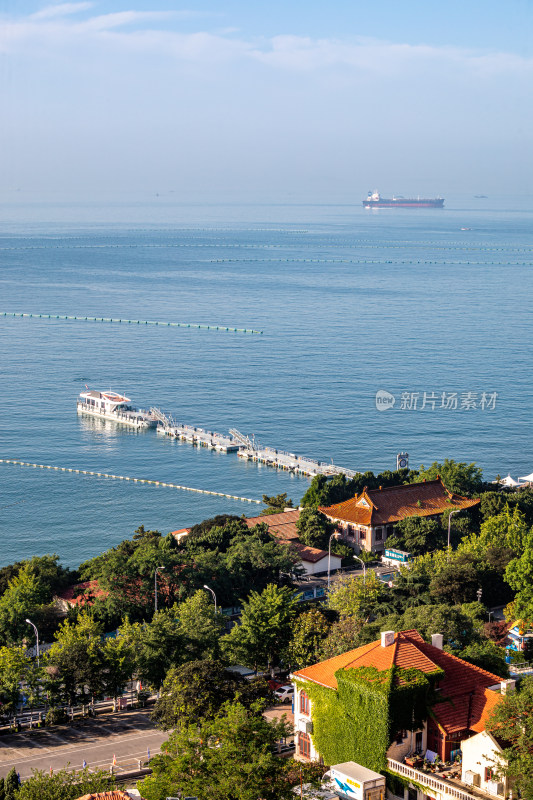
[274,685,294,704]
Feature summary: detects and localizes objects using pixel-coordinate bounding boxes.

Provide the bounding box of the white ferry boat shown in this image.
[76,389,156,429]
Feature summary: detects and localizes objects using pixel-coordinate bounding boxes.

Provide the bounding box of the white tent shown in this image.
[498,474,521,487]
[519,473,533,483]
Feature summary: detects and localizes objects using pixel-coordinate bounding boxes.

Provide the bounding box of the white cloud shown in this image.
[30,3,95,20]
[1,4,532,80]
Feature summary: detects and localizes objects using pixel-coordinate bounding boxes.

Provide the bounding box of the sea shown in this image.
[0,194,532,568]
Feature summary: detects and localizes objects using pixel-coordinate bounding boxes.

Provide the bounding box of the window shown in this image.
[395,730,407,744]
[299,732,311,759]
[359,529,366,541]
[300,691,310,716]
[387,526,394,535]
[484,767,495,781]
[375,528,383,541]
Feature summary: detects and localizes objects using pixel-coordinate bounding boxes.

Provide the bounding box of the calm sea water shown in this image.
[0,195,532,567]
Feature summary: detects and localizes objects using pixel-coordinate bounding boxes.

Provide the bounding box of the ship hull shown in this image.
[363,198,444,208]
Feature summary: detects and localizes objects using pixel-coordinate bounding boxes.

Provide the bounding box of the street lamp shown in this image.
[203,584,217,613]
[327,532,340,590]
[25,618,39,667]
[447,509,460,561]
[154,566,165,613]
[353,555,367,585]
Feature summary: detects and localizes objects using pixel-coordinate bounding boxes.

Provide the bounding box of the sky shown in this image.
[0,1,532,200]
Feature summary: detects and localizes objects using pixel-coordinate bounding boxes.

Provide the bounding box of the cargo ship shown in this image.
[363,191,444,209]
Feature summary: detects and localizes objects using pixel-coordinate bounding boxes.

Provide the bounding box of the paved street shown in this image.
[0,709,167,780]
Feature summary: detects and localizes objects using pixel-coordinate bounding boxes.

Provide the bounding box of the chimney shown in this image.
[501,679,516,695]
[381,630,395,648]
[431,633,444,650]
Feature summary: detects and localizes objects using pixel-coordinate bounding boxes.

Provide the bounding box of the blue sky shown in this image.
[1,1,532,199]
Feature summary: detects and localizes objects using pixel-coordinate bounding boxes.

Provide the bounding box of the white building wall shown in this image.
[292,682,320,762]
[461,731,507,797]
[302,554,342,576]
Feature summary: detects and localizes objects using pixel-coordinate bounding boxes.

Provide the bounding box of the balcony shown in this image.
[387,759,473,800]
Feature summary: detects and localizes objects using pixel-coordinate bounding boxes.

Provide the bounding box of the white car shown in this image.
[274,685,294,703]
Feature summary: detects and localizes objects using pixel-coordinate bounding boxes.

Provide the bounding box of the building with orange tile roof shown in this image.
[291,629,508,768]
[244,510,342,576]
[318,478,479,553]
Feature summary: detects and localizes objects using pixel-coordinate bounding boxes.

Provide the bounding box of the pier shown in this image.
[230,429,359,478]
[151,410,358,478]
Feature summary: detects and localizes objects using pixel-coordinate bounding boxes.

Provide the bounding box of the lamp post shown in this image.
[353,555,367,585]
[203,584,217,613]
[154,566,165,613]
[25,618,39,667]
[327,532,340,590]
[447,509,460,561]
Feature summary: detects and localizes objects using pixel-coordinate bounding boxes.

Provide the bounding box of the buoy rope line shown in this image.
[211,258,531,266]
[0,459,261,504]
[1,312,262,335]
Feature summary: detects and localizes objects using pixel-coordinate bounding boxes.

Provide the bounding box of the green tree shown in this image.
[4,770,19,800]
[400,604,480,651]
[386,516,444,556]
[119,608,183,689]
[457,640,508,677]
[296,508,334,549]
[139,702,294,800]
[222,526,302,602]
[326,572,386,624]
[487,676,533,799]
[102,635,136,703]
[177,590,225,661]
[221,584,297,672]
[260,493,293,515]
[152,660,239,730]
[0,646,31,713]
[44,613,106,704]
[505,543,533,624]
[0,564,49,645]
[429,554,481,605]
[80,526,184,622]
[415,459,483,496]
[17,767,112,800]
[287,608,330,668]
[0,777,5,800]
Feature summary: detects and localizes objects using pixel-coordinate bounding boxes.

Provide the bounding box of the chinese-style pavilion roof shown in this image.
[293,629,503,735]
[318,478,479,527]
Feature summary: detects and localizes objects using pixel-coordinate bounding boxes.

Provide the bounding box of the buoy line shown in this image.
[1,312,262,335]
[0,459,261,504]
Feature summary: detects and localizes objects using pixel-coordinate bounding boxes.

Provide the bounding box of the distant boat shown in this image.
[474,195,488,198]
[363,191,444,209]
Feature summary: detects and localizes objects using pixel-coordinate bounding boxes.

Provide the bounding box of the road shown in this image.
[0,709,168,780]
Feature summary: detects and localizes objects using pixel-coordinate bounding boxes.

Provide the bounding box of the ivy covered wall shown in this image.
[296,664,442,772]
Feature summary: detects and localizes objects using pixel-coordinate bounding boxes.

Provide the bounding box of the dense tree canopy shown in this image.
[487,677,533,799]
[221,584,297,672]
[415,459,483,496]
[139,702,294,800]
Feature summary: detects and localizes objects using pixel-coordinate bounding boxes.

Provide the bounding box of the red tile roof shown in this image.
[319,479,479,526]
[244,510,301,540]
[57,580,108,608]
[293,630,503,735]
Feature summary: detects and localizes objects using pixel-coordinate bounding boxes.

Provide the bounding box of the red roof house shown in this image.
[244,510,342,576]
[319,478,479,553]
[291,629,506,767]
